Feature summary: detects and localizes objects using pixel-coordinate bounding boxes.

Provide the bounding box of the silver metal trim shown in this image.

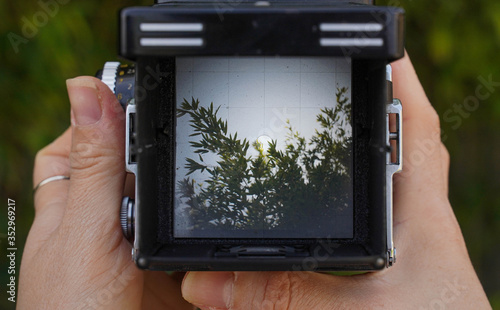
[101,61,121,93]
[386,99,403,267]
[125,103,137,175]
[386,64,393,82]
[140,23,204,32]
[254,1,271,6]
[125,101,140,259]
[319,38,383,47]
[319,23,383,32]
[140,38,204,47]
[132,176,140,261]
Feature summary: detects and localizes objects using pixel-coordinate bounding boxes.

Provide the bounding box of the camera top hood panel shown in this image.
[155,0,374,5]
[119,4,404,59]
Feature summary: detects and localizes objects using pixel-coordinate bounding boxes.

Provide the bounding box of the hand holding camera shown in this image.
[18,0,490,308]
[17,54,490,309]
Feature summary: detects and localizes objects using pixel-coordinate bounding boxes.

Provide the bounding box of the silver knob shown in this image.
[120,196,135,241]
[101,61,121,93]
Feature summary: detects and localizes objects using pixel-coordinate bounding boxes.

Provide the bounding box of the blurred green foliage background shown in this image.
[0,0,499,308]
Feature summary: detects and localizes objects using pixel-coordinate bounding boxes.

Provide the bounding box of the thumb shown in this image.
[63,76,126,241]
[182,271,358,310]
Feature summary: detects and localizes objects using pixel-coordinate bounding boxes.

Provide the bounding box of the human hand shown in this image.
[179,54,492,310]
[18,77,193,309]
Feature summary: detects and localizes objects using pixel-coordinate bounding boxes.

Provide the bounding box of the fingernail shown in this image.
[182,272,234,309]
[67,77,102,126]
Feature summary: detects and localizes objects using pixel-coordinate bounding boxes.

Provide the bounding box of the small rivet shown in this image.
[137,257,148,268]
[375,257,385,268]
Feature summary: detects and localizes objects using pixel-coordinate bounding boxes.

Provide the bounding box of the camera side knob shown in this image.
[96,61,136,110]
[100,61,121,93]
[120,196,135,241]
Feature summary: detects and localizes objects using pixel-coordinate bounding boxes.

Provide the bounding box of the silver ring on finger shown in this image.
[33,175,70,196]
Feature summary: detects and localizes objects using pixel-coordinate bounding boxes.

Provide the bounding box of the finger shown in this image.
[392,52,444,182]
[182,271,378,310]
[27,128,72,258]
[391,53,449,220]
[33,128,71,187]
[141,271,195,310]
[392,52,435,119]
[62,76,126,244]
[33,128,71,219]
[391,54,461,266]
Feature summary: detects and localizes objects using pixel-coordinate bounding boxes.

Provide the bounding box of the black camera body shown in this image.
[99,0,404,271]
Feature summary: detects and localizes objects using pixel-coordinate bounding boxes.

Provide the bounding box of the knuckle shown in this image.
[69,130,122,173]
[69,143,102,172]
[34,143,56,167]
[70,144,121,173]
[34,148,70,178]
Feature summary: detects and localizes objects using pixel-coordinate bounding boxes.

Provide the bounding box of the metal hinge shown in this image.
[386,98,402,267]
[125,101,137,175]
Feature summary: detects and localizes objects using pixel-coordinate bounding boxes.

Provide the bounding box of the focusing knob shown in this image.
[101,61,121,93]
[120,196,135,241]
[97,61,136,110]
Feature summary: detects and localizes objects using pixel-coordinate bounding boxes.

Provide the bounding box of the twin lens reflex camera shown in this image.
[96,0,405,271]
